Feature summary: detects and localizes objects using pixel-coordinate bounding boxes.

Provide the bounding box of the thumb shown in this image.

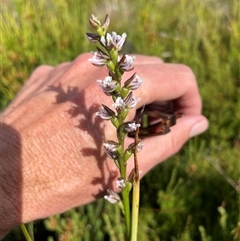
[188,115,209,138]
[135,115,209,175]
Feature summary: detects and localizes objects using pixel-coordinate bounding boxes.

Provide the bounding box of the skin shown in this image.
[0,53,208,238]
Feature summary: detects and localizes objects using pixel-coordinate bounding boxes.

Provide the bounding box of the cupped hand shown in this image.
[1,53,208,234]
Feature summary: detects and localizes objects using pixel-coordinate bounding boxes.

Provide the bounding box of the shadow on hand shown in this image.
[1,123,22,239]
[47,84,118,199]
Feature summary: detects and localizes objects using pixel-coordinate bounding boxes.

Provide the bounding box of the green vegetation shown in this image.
[1,0,239,240]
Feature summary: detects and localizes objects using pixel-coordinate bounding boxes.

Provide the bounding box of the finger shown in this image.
[57,53,106,88]
[44,62,71,86]
[133,63,202,115]
[4,65,54,114]
[6,58,86,113]
[131,54,164,65]
[128,114,209,176]
[26,62,71,93]
[58,54,163,89]
[17,65,54,94]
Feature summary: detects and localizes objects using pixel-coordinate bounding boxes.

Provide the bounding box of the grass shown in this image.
[1,0,239,240]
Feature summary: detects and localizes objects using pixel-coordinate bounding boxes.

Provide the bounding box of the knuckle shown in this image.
[150,56,164,63]
[73,53,91,66]
[169,132,187,155]
[134,54,164,65]
[67,53,94,76]
[177,64,197,84]
[31,65,53,78]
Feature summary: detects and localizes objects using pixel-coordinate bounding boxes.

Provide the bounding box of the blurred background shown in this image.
[1,0,239,240]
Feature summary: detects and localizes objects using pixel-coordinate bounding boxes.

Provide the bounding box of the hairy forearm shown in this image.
[0,180,19,239]
[0,113,114,239]
[0,122,22,238]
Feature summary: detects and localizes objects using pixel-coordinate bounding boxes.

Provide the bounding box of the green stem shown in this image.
[118,142,131,239]
[28,222,34,241]
[122,188,131,239]
[109,42,131,240]
[131,125,141,241]
[20,224,33,241]
[131,176,140,241]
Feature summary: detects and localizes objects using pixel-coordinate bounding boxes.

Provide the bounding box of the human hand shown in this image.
[0,53,208,236]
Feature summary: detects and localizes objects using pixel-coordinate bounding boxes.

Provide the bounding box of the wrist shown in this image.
[0,122,22,238]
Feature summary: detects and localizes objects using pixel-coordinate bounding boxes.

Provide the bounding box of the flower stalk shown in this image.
[20,224,33,241]
[87,14,143,240]
[131,124,141,241]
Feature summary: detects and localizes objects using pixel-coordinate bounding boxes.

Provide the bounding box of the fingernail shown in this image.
[189,119,209,138]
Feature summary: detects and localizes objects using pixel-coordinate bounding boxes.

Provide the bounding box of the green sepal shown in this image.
[107,60,115,72]
[117,125,127,142]
[116,145,124,156]
[120,87,130,99]
[96,28,105,36]
[125,181,132,194]
[114,159,120,169]
[110,49,118,65]
[117,201,125,215]
[111,116,119,128]
[121,108,129,121]
[114,84,121,95]
[123,148,133,162]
